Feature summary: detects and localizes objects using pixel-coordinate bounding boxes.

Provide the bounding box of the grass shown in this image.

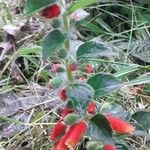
[0,0,150,149]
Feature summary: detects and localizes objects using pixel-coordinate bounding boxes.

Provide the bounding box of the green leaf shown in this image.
[132,111,150,130]
[24,0,56,16]
[42,30,66,59]
[87,141,102,150]
[69,0,97,14]
[76,41,115,60]
[87,73,123,98]
[89,114,113,144]
[115,142,129,150]
[67,83,94,106]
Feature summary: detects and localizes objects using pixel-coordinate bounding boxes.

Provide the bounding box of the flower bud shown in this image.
[85,64,94,73]
[104,144,117,150]
[64,113,79,125]
[53,123,76,150]
[61,107,75,119]
[87,141,99,150]
[87,101,96,115]
[106,113,135,134]
[50,121,67,142]
[69,63,78,71]
[40,4,61,19]
[65,121,88,149]
[59,88,68,101]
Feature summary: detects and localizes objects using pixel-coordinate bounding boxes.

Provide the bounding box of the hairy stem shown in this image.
[63,12,74,83]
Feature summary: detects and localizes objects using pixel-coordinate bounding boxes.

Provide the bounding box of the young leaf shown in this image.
[69,0,97,14]
[89,114,113,144]
[76,41,115,60]
[42,30,66,59]
[132,111,150,130]
[67,83,94,106]
[24,0,56,16]
[87,73,123,97]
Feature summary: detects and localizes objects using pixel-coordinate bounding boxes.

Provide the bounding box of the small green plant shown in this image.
[23,0,150,150]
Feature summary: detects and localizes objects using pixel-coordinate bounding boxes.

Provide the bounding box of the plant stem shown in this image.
[63,12,74,83]
[66,59,74,83]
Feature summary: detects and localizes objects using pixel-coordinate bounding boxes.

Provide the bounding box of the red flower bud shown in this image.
[104,144,117,150]
[61,107,75,119]
[85,64,94,73]
[106,114,135,134]
[87,101,96,114]
[41,4,61,19]
[59,88,68,101]
[65,121,88,149]
[69,63,77,71]
[50,121,67,141]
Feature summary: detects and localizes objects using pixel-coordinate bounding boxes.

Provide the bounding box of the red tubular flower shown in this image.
[87,101,96,114]
[85,64,94,73]
[53,124,76,150]
[104,144,117,150]
[61,107,75,119]
[53,140,67,150]
[69,63,77,71]
[106,113,135,134]
[41,4,61,19]
[65,121,88,149]
[59,88,68,101]
[50,121,67,141]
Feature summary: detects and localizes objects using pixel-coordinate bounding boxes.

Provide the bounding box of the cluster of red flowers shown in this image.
[50,102,135,150]
[50,107,87,150]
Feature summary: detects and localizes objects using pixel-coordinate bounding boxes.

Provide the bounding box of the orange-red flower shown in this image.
[65,121,88,149]
[53,123,76,150]
[59,88,68,101]
[87,101,96,114]
[104,144,117,150]
[41,4,61,19]
[106,113,135,134]
[50,121,67,142]
[61,107,74,119]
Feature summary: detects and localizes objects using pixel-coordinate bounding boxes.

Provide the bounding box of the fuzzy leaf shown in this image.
[76,41,115,60]
[24,0,56,16]
[67,83,94,106]
[89,114,113,144]
[42,30,66,59]
[132,111,150,130]
[87,73,123,97]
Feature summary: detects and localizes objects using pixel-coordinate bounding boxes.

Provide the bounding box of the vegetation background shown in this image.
[0,0,150,149]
